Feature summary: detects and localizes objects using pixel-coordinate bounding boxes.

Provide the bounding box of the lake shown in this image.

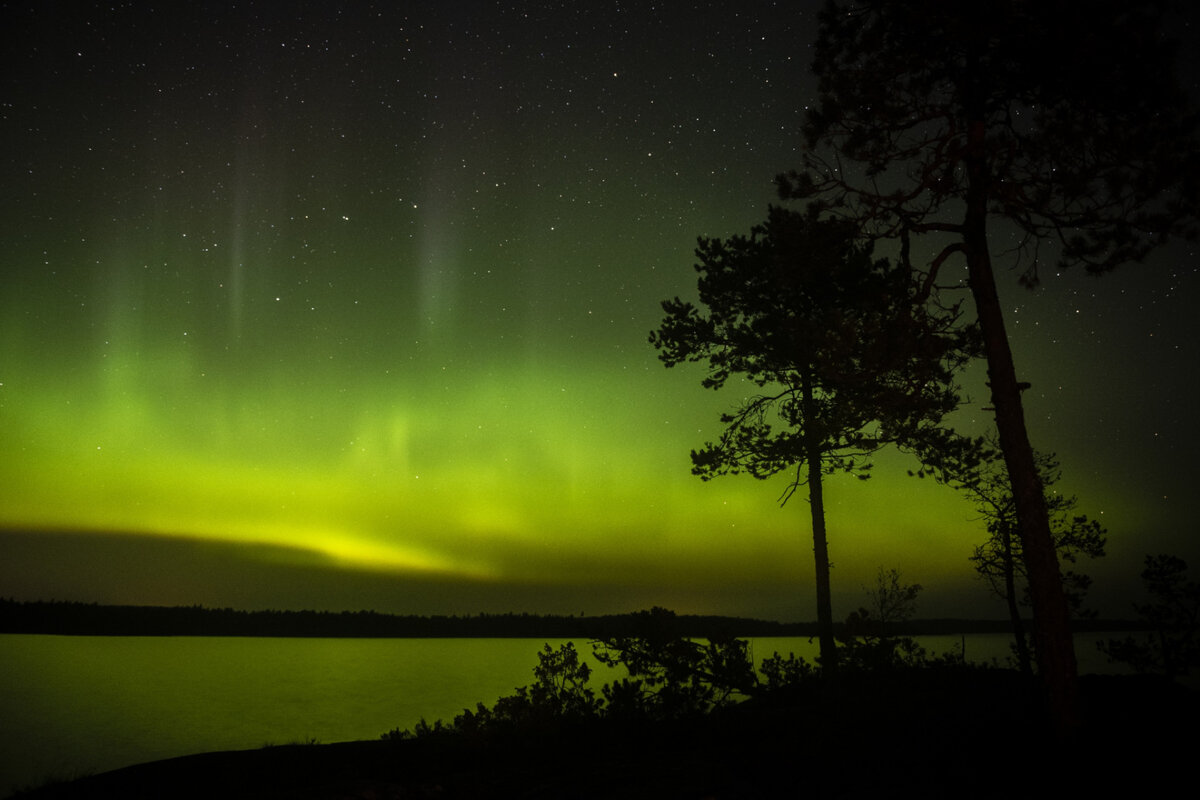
[0,632,1130,795]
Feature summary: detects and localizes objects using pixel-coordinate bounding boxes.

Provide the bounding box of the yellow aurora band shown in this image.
[0,310,985,612]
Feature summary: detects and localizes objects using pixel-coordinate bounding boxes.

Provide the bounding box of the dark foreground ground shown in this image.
[9,672,1197,799]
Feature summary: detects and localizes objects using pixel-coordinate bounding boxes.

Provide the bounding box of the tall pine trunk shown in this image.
[802,373,838,674]
[963,117,1079,733]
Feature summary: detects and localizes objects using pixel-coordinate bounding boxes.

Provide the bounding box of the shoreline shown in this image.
[9,672,1195,799]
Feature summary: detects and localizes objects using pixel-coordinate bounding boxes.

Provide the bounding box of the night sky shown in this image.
[2,1,1196,622]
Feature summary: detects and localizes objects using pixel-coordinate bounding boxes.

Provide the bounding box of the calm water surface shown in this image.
[0,636,585,793]
[0,633,1127,794]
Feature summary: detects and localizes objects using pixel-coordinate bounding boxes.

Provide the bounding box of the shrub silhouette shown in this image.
[1100,555,1200,679]
[383,606,978,742]
[384,642,601,740]
[594,633,757,720]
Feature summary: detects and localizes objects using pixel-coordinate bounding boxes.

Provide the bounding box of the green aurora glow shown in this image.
[1,2,1195,620]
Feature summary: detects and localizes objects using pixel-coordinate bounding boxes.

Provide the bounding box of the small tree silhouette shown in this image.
[1100,555,1200,679]
[915,434,1106,674]
[839,567,927,671]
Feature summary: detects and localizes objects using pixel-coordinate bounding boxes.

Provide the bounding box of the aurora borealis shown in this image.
[2,2,1196,621]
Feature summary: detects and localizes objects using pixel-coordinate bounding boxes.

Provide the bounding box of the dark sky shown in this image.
[1,1,1196,622]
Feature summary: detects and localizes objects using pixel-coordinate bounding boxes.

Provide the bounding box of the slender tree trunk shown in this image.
[1000,523,1034,676]
[963,117,1079,734]
[807,451,837,673]
[803,375,838,674]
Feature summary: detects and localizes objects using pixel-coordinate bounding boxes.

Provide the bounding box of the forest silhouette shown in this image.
[4,597,1113,639]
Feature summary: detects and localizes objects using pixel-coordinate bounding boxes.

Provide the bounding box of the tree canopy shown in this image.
[651,204,974,668]
[652,205,973,494]
[785,0,1198,283]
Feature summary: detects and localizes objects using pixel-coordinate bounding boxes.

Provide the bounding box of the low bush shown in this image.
[383,605,978,741]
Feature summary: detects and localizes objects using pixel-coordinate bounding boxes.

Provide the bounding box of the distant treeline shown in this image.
[0,599,795,638]
[0,599,1136,638]
[0,599,806,638]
